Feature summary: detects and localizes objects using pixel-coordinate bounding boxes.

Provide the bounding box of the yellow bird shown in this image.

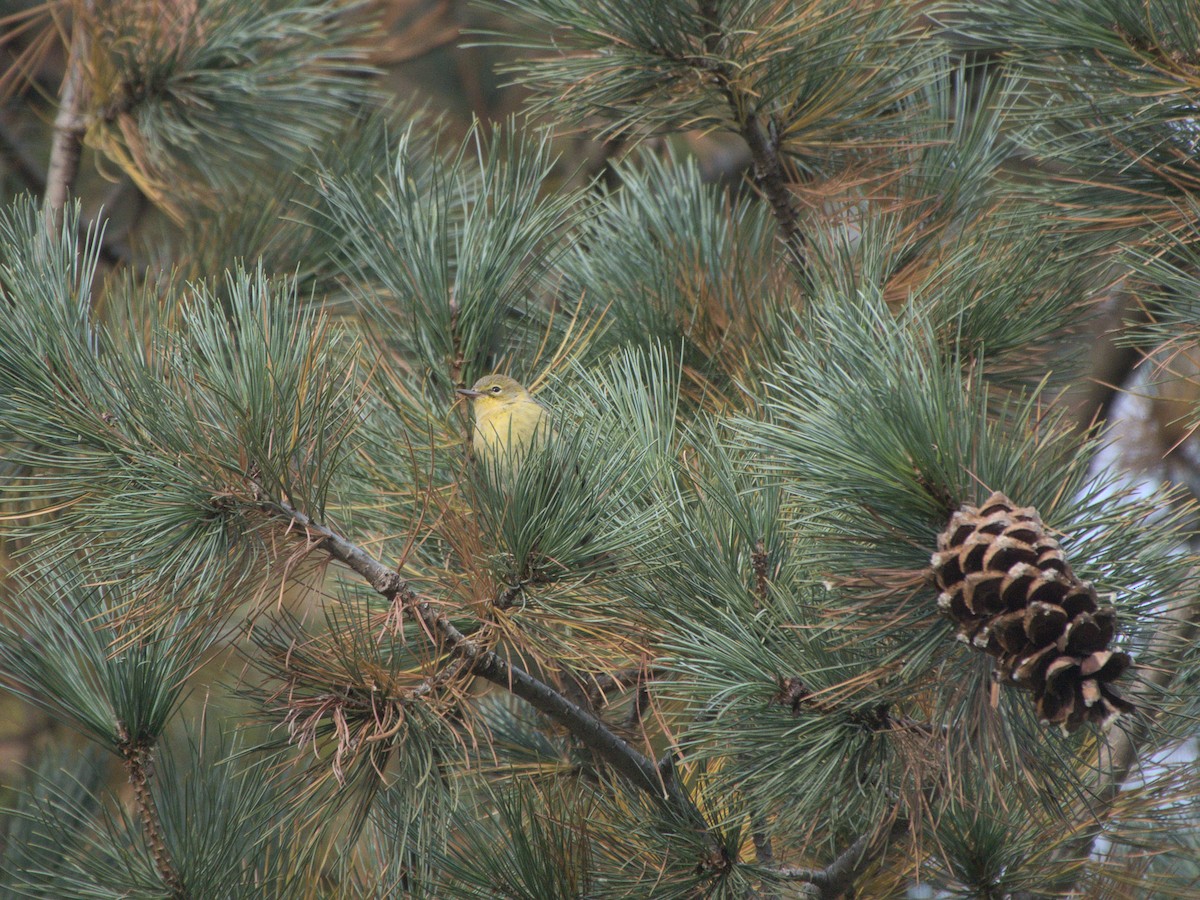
[456,374,550,472]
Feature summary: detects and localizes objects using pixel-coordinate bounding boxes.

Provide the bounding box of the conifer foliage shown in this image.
[3,0,1200,897]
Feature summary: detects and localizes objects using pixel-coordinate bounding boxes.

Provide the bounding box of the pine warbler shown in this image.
[456,374,550,471]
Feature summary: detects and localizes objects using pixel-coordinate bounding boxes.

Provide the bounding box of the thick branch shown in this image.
[44,1,94,233]
[695,0,809,277]
[119,732,184,898]
[268,498,712,834]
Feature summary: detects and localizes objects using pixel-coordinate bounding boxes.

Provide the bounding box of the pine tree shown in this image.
[3,0,1200,897]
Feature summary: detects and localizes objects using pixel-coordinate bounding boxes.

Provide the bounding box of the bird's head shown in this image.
[456,374,531,413]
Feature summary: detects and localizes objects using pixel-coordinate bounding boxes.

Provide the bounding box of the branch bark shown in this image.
[43,0,93,234]
[1054,587,1200,890]
[1,108,127,265]
[772,817,907,899]
[119,731,184,898]
[266,497,714,837]
[695,0,810,278]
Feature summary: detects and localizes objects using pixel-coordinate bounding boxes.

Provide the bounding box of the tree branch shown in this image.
[1,108,128,266]
[43,0,94,234]
[772,817,906,898]
[751,811,778,900]
[1054,587,1200,889]
[695,0,809,278]
[585,664,668,703]
[118,730,184,898]
[0,110,47,196]
[774,675,941,737]
[265,497,715,837]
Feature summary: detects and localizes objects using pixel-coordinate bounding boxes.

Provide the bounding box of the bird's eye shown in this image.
[490,386,502,393]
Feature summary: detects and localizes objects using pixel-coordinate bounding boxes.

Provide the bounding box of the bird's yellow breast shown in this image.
[472,394,549,465]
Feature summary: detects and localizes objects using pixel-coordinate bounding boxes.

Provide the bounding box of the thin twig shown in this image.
[371,0,459,65]
[772,817,907,898]
[694,0,809,277]
[265,497,718,843]
[0,110,46,194]
[0,108,127,265]
[448,288,463,387]
[494,577,533,610]
[1054,588,1200,890]
[44,0,93,234]
[752,538,770,607]
[452,0,490,121]
[585,664,668,703]
[775,675,940,737]
[751,811,778,900]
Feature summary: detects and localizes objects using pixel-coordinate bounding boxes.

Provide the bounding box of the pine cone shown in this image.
[930,492,1134,730]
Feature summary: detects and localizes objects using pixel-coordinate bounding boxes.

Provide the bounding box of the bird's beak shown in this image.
[456,388,482,399]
